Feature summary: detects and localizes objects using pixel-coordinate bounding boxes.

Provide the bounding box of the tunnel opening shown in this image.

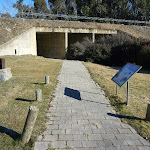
[36,32,66,59]
[68,33,92,46]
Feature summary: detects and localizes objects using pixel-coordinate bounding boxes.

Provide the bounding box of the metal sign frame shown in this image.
[112,63,142,106]
[112,63,142,87]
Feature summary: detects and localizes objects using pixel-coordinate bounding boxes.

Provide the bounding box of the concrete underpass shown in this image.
[0,27,117,57]
[36,32,66,59]
[36,32,93,59]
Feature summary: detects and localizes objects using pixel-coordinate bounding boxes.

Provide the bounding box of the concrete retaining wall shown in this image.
[0,27,37,56]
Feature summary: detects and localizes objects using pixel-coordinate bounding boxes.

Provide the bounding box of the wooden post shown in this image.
[45,76,49,84]
[21,106,39,145]
[146,102,150,121]
[36,89,42,101]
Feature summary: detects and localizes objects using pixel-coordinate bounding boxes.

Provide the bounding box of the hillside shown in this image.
[0,17,150,46]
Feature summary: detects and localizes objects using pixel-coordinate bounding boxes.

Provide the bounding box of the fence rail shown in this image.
[2,11,150,26]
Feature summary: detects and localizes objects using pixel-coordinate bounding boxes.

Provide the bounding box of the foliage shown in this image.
[13,0,24,12]
[12,0,150,20]
[65,0,76,15]
[48,0,76,15]
[13,0,50,14]
[13,0,34,16]
[1,12,11,18]
[33,0,50,13]
[48,0,65,14]
[67,32,150,69]
[75,0,150,21]
[138,44,150,68]
[111,43,141,66]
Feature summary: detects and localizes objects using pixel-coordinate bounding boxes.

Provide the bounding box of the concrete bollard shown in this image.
[21,106,39,145]
[45,76,49,84]
[36,89,42,101]
[146,102,150,121]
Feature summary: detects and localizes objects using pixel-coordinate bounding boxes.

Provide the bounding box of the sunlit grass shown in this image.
[84,62,150,140]
[0,55,62,149]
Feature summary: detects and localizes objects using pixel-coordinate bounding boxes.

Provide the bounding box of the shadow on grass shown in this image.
[64,87,81,100]
[107,113,145,121]
[113,102,127,106]
[109,66,121,70]
[110,95,127,106]
[109,66,150,74]
[15,98,35,102]
[33,83,45,85]
[0,126,20,140]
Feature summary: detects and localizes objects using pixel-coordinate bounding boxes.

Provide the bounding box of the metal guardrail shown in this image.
[4,11,150,25]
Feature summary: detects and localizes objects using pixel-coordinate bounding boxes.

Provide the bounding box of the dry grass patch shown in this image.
[84,62,150,140]
[0,55,62,149]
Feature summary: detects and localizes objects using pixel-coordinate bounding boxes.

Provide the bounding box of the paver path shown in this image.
[34,60,150,150]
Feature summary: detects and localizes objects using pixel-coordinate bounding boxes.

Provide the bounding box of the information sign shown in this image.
[112,63,142,87]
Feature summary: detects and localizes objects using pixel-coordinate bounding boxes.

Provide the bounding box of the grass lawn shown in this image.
[84,62,150,140]
[0,55,62,150]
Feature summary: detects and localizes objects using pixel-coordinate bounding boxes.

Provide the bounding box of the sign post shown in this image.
[127,81,129,106]
[112,63,142,106]
[116,84,118,96]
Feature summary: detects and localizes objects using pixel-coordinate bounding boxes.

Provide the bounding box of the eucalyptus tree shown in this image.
[13,0,24,12]
[32,0,50,13]
[48,0,65,14]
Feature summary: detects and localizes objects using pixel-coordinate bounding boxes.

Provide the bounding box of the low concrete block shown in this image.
[0,68,12,82]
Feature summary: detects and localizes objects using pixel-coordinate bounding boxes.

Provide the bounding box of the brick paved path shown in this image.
[34,60,150,150]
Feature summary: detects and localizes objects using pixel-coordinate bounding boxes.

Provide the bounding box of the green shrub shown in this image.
[111,43,142,66]
[66,37,93,61]
[66,31,150,69]
[137,44,150,68]
[84,43,111,64]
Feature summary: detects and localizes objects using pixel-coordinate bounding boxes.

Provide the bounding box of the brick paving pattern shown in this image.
[34,60,150,150]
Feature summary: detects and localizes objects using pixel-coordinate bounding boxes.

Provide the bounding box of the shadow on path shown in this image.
[0,126,20,140]
[79,90,103,95]
[64,87,110,105]
[107,113,144,121]
[64,87,81,100]
[82,99,110,105]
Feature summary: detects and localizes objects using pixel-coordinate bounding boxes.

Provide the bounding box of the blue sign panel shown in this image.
[112,63,142,87]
